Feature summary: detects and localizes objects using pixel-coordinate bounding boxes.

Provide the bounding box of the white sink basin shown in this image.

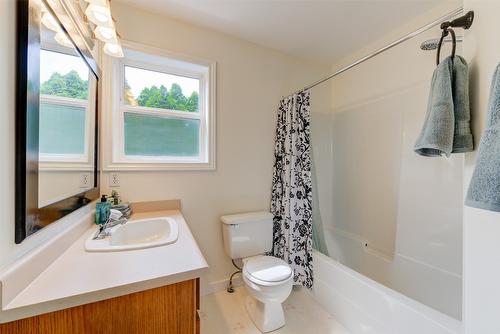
[85,217,178,252]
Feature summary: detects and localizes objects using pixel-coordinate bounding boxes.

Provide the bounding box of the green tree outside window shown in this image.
[40,70,88,99]
[133,83,199,112]
[41,71,199,112]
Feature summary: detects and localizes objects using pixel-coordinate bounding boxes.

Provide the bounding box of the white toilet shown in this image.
[221,212,293,333]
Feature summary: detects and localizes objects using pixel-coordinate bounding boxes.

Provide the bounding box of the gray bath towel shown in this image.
[465,64,500,212]
[415,56,474,156]
[452,55,474,153]
[415,56,455,157]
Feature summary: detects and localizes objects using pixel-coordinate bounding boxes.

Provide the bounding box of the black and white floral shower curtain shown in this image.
[271,91,313,288]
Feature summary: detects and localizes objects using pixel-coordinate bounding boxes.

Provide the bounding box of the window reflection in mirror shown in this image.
[37,6,97,211]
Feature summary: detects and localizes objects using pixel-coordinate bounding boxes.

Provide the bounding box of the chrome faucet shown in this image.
[93,209,127,240]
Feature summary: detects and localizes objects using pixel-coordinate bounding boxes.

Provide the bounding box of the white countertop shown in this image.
[0,209,208,323]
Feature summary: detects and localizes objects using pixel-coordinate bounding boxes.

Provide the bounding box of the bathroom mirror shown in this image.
[15,0,100,243]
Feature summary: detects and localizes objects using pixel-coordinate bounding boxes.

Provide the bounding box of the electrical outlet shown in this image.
[79,173,91,188]
[109,173,120,187]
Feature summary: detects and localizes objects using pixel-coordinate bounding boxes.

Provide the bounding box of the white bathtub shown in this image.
[322,227,462,319]
[309,251,462,334]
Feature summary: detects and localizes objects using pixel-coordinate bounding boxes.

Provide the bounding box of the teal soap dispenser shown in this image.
[95,195,111,225]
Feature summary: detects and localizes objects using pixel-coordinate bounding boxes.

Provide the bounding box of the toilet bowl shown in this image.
[242,255,293,333]
[220,212,294,332]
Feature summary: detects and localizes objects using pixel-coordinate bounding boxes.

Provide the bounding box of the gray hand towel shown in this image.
[452,55,474,153]
[415,56,455,157]
[465,64,500,212]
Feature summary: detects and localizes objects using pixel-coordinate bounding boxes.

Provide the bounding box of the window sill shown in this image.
[39,163,94,171]
[103,161,216,172]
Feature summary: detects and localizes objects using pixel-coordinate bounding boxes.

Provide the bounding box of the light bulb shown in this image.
[54,32,73,48]
[103,42,124,58]
[85,3,112,26]
[41,12,60,32]
[84,0,108,5]
[94,25,117,43]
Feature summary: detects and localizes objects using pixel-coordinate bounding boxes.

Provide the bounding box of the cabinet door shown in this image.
[0,279,198,334]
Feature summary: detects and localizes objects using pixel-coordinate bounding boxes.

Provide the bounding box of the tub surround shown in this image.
[0,200,208,324]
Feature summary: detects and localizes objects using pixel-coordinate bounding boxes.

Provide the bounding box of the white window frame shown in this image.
[103,41,216,171]
[38,43,96,172]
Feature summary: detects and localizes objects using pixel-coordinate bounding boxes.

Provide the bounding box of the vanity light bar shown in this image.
[84,0,124,58]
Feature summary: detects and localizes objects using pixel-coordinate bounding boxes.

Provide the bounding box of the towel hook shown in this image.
[436,28,456,65]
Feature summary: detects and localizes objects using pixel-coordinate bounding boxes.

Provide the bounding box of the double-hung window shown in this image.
[108,44,216,170]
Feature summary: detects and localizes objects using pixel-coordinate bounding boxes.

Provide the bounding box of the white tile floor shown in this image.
[200,286,351,334]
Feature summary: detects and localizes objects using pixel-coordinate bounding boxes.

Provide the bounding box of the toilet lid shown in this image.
[244,256,292,283]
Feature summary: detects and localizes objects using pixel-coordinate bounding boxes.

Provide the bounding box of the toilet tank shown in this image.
[221,212,273,259]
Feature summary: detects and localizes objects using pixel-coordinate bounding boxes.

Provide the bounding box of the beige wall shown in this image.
[0,0,17,265]
[102,2,330,292]
[39,171,93,207]
[462,1,500,333]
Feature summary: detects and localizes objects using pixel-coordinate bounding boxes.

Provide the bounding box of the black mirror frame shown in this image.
[15,0,100,243]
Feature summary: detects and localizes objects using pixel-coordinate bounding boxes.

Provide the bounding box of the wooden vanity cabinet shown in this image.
[0,278,200,334]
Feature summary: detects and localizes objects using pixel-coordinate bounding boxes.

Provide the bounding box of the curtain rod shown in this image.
[291,7,463,96]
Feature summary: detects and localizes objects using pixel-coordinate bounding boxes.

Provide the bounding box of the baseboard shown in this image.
[201,276,243,296]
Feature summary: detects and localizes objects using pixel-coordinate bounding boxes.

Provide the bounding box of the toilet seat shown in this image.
[243,255,293,286]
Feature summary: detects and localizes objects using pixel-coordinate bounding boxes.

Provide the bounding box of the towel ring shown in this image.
[436,28,457,65]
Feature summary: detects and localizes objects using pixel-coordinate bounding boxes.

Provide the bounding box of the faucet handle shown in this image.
[109,209,123,221]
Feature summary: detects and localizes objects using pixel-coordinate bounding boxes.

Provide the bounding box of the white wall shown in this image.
[312,6,464,318]
[102,2,330,292]
[38,171,93,207]
[462,1,500,333]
